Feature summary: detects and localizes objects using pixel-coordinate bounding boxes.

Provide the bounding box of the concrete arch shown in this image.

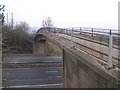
[33,34,47,55]
[33,33,62,56]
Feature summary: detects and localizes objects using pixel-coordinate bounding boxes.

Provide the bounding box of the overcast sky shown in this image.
[1,0,119,29]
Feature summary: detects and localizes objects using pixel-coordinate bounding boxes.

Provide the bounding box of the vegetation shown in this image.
[42,17,53,27]
[2,22,34,58]
[46,41,62,56]
[0,4,5,26]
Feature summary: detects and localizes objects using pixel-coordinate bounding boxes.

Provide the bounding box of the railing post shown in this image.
[50,27,52,37]
[71,28,74,47]
[55,28,58,39]
[80,27,82,34]
[91,28,93,37]
[57,28,58,37]
[107,30,113,68]
[58,28,60,38]
[63,29,65,34]
[58,28,60,39]
[55,28,57,35]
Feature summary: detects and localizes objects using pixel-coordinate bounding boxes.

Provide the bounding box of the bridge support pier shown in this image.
[33,34,62,56]
[33,39,47,55]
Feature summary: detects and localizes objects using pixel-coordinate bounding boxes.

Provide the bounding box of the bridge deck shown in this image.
[37,30,119,68]
[35,27,119,88]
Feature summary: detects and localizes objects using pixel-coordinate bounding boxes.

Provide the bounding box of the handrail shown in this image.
[37,27,120,69]
[38,27,120,36]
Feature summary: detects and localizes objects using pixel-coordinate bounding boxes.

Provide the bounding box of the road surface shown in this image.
[3,55,62,64]
[2,55,63,88]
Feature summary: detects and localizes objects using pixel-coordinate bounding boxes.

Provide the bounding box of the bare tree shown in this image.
[0,5,5,25]
[14,21,30,32]
[0,5,5,11]
[42,17,53,27]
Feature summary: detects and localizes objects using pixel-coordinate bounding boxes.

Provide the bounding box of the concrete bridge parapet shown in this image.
[34,27,119,88]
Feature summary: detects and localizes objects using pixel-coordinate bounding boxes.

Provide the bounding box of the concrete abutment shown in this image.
[63,49,119,88]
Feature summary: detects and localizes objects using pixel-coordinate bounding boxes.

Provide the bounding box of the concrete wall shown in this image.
[34,32,119,88]
[45,41,62,56]
[33,39,47,55]
[63,50,119,88]
[33,34,62,56]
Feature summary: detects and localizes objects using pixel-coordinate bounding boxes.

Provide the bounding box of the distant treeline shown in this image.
[2,22,35,57]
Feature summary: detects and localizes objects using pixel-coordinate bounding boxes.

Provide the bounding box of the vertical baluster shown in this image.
[80,27,82,34]
[91,28,93,37]
[107,30,113,68]
[71,28,74,47]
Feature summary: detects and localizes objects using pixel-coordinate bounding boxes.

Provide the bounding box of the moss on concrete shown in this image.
[46,41,62,56]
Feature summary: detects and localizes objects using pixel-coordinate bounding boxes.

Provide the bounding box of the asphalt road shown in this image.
[2,55,63,88]
[3,56,62,64]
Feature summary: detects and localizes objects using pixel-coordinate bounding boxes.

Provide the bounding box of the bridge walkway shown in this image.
[37,29,119,68]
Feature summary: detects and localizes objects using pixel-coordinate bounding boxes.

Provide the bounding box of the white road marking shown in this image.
[57,76,62,78]
[48,76,62,78]
[46,71,58,73]
[9,61,19,63]
[3,79,7,81]
[9,83,63,88]
[48,76,52,78]
[6,73,9,74]
[43,61,53,63]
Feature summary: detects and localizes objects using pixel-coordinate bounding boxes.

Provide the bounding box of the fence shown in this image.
[38,27,120,68]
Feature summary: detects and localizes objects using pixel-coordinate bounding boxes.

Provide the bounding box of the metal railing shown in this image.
[37,27,120,68]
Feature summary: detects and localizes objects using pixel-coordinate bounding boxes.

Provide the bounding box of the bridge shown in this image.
[33,27,119,88]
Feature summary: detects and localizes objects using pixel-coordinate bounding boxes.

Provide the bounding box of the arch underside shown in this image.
[33,34,62,56]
